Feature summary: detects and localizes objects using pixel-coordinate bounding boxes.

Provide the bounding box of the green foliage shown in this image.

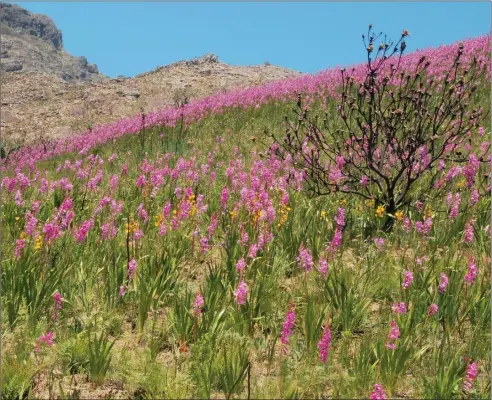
[1,353,35,399]
[87,329,116,386]
[323,267,373,333]
[58,335,90,374]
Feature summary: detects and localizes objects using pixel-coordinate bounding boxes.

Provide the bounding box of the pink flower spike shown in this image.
[296,244,314,272]
[438,273,449,293]
[317,321,332,364]
[234,280,248,306]
[464,257,478,286]
[236,258,247,273]
[402,270,414,289]
[427,303,438,316]
[193,292,205,316]
[370,384,387,400]
[280,302,296,352]
[463,361,479,394]
[128,259,137,280]
[391,302,407,315]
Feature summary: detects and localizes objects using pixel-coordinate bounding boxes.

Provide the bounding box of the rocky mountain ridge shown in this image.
[0,2,105,81]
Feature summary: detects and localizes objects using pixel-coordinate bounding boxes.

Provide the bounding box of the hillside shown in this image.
[1,32,491,399]
[0,3,301,149]
[1,55,301,148]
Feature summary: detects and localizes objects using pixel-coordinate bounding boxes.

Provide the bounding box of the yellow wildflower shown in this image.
[395,210,404,221]
[253,210,264,224]
[366,199,376,208]
[376,205,385,218]
[34,235,43,251]
[339,199,347,206]
[154,214,163,227]
[321,211,327,219]
[125,220,139,234]
[19,231,27,240]
[230,210,237,220]
[15,216,20,221]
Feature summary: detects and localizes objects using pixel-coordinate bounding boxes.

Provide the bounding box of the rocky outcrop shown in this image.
[0,2,105,82]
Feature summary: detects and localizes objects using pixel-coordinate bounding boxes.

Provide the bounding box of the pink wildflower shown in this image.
[427,303,439,316]
[35,331,55,352]
[220,186,229,209]
[318,257,328,276]
[392,302,407,315]
[128,259,137,280]
[403,217,411,233]
[236,258,247,273]
[280,302,296,352]
[234,280,248,306]
[463,220,475,243]
[133,229,144,241]
[193,292,205,316]
[386,320,400,350]
[360,175,369,187]
[136,174,146,188]
[402,270,414,289]
[43,222,61,242]
[53,291,63,320]
[248,243,259,259]
[330,227,343,250]
[463,361,479,394]
[14,239,26,258]
[449,193,461,219]
[438,273,449,293]
[374,237,385,249]
[370,384,387,400]
[296,244,314,272]
[335,207,346,227]
[200,237,209,254]
[470,189,479,206]
[465,257,477,286]
[317,321,332,363]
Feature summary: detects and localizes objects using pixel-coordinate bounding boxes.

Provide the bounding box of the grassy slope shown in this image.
[1,69,491,399]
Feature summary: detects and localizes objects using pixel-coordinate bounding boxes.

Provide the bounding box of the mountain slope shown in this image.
[1,54,301,147]
[0,3,301,148]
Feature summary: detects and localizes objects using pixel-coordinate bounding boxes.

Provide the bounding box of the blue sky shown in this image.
[10,2,491,78]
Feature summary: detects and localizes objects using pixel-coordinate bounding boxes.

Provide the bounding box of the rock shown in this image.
[60,72,73,81]
[184,53,219,67]
[87,64,98,74]
[3,60,22,72]
[122,90,140,98]
[77,56,88,67]
[0,3,106,83]
[0,3,63,50]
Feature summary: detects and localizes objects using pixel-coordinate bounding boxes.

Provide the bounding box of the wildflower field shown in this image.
[1,32,491,399]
